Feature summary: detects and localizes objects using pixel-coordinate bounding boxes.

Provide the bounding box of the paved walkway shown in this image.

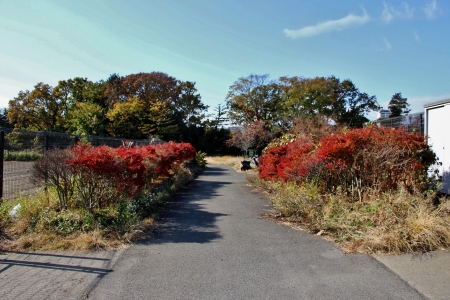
[0,250,122,300]
[1,165,449,299]
[375,250,450,300]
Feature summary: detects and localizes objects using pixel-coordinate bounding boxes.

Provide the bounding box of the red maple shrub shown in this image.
[34,142,198,211]
[258,144,288,182]
[259,126,438,196]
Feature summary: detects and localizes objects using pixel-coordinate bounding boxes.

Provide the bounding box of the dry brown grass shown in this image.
[205,156,259,174]
[2,230,126,251]
[0,165,191,252]
[250,177,450,254]
[1,215,155,252]
[205,156,242,166]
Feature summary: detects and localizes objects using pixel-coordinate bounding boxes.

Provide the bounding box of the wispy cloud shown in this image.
[283,9,370,39]
[381,1,415,23]
[381,3,394,23]
[413,31,420,43]
[376,37,392,51]
[383,37,392,50]
[423,0,438,19]
[408,93,450,112]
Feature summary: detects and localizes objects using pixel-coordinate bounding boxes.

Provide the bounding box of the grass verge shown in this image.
[0,165,198,252]
[248,177,450,254]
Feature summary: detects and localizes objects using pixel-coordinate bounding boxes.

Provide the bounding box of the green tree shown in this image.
[226,74,284,127]
[280,76,379,128]
[388,92,410,118]
[176,81,208,127]
[104,72,208,141]
[106,97,147,139]
[0,108,11,128]
[140,100,179,141]
[54,78,108,111]
[334,79,380,127]
[211,103,229,129]
[67,102,106,136]
[106,97,179,140]
[280,76,339,119]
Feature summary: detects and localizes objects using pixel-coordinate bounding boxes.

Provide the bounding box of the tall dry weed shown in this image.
[255,177,450,254]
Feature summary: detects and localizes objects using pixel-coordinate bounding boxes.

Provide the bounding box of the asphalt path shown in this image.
[88,165,425,299]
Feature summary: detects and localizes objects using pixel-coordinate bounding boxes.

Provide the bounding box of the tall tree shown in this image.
[388,92,410,118]
[0,108,11,128]
[106,97,179,140]
[67,102,106,136]
[8,83,67,132]
[175,81,208,127]
[225,74,284,127]
[334,79,380,127]
[104,72,208,141]
[280,76,379,128]
[280,76,339,119]
[53,77,108,114]
[106,97,147,139]
[105,72,181,107]
[211,103,229,129]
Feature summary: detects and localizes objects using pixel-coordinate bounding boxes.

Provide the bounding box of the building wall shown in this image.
[425,99,450,193]
[377,109,390,119]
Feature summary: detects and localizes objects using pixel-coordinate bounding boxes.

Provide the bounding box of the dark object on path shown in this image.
[253,155,259,167]
[240,160,251,171]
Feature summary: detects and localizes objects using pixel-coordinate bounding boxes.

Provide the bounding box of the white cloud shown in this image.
[408,93,450,112]
[283,9,370,39]
[381,2,394,23]
[381,1,415,23]
[383,37,392,50]
[376,37,392,51]
[423,0,438,19]
[413,31,420,42]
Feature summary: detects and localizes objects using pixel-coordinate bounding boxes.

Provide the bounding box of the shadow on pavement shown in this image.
[0,259,112,275]
[198,166,232,176]
[140,175,231,245]
[1,251,111,261]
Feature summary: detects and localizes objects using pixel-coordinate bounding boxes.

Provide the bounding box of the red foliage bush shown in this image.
[70,142,196,200]
[259,126,437,194]
[318,126,437,192]
[258,144,288,181]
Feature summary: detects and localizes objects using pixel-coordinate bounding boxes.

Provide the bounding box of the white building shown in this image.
[424,98,450,193]
[377,109,390,119]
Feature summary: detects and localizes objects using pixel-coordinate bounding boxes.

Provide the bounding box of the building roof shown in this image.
[424,98,450,109]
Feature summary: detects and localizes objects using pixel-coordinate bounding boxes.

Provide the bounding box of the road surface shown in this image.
[89,165,424,299]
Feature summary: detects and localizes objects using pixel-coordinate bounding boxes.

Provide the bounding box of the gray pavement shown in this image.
[375,250,450,300]
[1,165,449,299]
[0,249,123,299]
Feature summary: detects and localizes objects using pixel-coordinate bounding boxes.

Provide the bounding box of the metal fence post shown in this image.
[0,131,4,200]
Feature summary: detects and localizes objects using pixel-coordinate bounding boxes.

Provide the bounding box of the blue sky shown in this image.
[1,0,449,120]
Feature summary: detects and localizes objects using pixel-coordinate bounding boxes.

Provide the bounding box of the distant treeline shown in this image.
[3,72,405,155]
[1,72,232,154]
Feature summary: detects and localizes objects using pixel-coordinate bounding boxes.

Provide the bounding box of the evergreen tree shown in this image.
[388,92,410,118]
[0,108,12,128]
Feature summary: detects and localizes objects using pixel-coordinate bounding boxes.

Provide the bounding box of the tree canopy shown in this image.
[226,75,380,130]
[388,92,410,118]
[6,71,387,155]
[225,74,284,127]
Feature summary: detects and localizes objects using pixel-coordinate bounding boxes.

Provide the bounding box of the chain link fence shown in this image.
[375,112,424,135]
[0,129,158,200]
